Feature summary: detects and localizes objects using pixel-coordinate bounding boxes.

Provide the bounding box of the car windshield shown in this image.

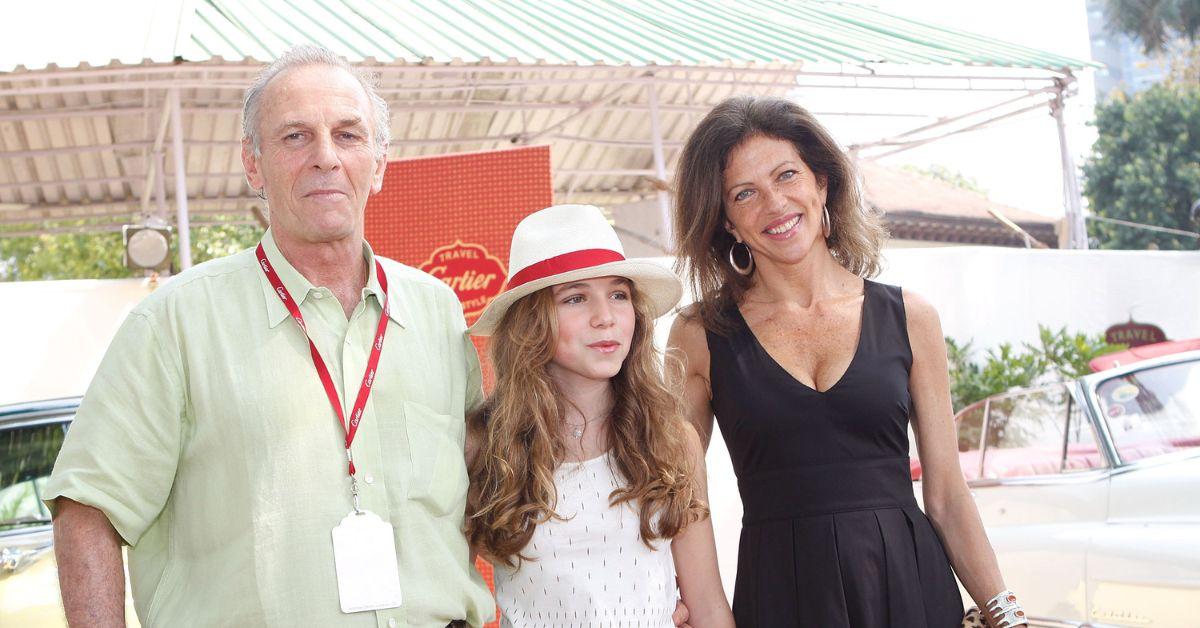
[0,420,67,530]
[1097,358,1200,464]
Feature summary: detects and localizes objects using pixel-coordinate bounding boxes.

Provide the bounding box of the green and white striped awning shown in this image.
[187,0,1092,70]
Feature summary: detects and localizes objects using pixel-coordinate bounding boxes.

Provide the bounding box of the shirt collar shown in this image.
[257,228,406,329]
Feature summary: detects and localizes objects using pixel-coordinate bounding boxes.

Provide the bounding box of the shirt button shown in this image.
[311,291,323,299]
[365,474,375,485]
[387,619,397,628]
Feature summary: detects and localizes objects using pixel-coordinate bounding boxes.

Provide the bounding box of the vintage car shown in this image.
[936,350,1200,627]
[0,397,139,627]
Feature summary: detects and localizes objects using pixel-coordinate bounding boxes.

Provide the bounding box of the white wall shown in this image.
[876,247,1200,351]
[0,278,158,405]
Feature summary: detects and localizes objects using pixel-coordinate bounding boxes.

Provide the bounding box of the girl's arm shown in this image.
[671,424,735,628]
[905,291,1025,626]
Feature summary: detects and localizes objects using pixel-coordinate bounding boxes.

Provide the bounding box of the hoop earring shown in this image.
[728,241,754,276]
[821,204,832,239]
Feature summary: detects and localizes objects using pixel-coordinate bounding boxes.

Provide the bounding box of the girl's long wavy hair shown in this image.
[466,284,706,567]
[674,95,888,333]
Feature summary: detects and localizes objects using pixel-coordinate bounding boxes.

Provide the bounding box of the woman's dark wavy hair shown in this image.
[672,95,887,332]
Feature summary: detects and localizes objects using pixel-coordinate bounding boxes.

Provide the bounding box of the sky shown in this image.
[858,0,1099,217]
[0,0,183,69]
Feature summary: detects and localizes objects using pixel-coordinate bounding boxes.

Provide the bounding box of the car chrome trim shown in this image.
[0,524,53,540]
[966,468,1112,488]
[1027,620,1084,628]
[1027,619,1125,628]
[1106,448,1200,476]
[1067,383,1120,468]
[0,398,81,431]
[0,414,74,432]
[1081,350,1200,385]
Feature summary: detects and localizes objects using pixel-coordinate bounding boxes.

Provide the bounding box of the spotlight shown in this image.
[123,224,173,272]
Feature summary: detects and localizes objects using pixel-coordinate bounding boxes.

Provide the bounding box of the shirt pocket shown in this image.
[403,400,467,518]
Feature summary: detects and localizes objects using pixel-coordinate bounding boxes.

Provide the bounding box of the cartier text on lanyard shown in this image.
[255,244,389,510]
[257,244,405,613]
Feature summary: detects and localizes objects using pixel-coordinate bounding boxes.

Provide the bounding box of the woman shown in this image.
[669,96,1027,628]
[466,204,734,628]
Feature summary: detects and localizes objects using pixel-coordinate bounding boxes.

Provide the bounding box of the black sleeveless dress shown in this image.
[707,280,963,627]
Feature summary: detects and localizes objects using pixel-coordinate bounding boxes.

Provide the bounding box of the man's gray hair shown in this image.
[242,44,391,157]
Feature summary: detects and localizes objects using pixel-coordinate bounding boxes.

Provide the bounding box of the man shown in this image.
[45,44,492,627]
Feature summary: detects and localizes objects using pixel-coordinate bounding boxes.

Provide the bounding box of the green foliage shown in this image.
[946,326,1126,412]
[190,222,265,265]
[1082,83,1200,250]
[0,226,128,281]
[0,220,263,281]
[1028,325,1128,380]
[1105,0,1200,54]
[1167,44,1200,85]
[900,164,987,195]
[0,483,35,525]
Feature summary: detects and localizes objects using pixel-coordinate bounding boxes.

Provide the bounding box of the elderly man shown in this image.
[45,45,491,627]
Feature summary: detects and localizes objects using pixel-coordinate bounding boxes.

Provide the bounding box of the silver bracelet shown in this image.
[985,590,1028,627]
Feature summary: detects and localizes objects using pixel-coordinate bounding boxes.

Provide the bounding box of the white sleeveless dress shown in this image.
[492,452,678,627]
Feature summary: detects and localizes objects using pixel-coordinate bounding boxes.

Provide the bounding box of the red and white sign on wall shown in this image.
[419,241,508,319]
[364,144,553,389]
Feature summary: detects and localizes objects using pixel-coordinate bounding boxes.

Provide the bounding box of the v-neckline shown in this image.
[734,280,871,395]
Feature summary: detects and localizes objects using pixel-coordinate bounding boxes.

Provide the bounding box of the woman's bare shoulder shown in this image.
[668,304,710,368]
[669,303,708,344]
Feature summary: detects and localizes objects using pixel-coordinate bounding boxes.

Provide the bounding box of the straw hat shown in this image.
[468,204,682,336]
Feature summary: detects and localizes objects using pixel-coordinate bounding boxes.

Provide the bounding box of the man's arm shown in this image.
[54,497,126,628]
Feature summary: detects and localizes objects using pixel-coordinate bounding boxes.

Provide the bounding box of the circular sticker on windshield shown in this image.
[1110,384,1140,403]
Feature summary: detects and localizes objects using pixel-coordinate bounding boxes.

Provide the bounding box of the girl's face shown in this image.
[722,134,828,268]
[547,276,637,387]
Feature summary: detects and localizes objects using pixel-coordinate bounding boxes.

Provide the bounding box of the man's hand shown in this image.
[53,498,127,628]
[673,598,691,628]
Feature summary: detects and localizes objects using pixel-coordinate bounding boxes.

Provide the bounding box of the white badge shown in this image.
[331,510,404,613]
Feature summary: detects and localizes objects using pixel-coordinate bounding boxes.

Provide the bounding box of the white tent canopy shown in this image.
[0,0,1096,252]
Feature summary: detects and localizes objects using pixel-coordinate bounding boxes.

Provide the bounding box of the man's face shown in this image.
[242,64,387,245]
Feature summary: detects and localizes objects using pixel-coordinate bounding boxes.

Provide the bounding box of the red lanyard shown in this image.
[256,244,390,478]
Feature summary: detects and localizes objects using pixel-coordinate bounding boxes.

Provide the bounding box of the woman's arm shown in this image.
[671,424,734,628]
[904,291,1020,623]
[668,309,716,450]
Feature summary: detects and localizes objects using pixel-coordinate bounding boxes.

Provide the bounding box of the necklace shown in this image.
[565,413,606,440]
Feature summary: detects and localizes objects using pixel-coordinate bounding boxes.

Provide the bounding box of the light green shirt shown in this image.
[45,229,493,627]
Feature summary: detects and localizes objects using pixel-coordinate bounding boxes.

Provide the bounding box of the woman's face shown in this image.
[722,134,828,268]
[547,276,637,387]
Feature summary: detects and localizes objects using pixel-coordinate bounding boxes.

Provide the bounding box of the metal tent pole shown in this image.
[170,87,194,269]
[1051,76,1088,249]
[647,79,672,252]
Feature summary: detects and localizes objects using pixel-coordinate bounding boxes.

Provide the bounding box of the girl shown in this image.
[466,204,734,628]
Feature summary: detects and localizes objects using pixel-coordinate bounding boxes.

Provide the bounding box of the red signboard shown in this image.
[419,241,508,319]
[1105,319,1168,348]
[363,146,552,626]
